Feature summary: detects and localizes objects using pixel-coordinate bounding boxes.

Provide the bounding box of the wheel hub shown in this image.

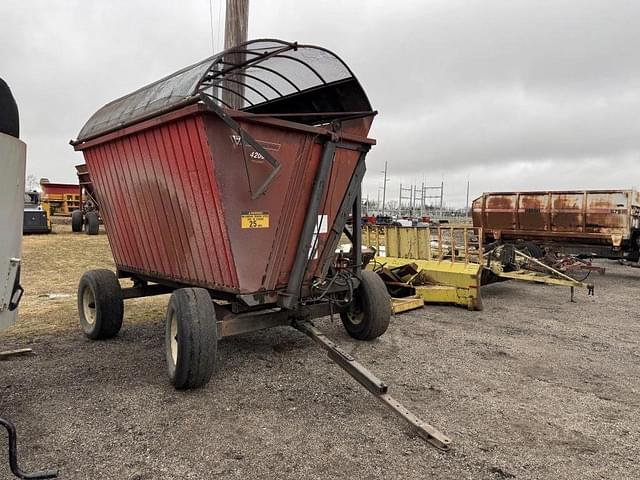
[82,287,96,325]
[345,310,364,325]
[169,311,178,366]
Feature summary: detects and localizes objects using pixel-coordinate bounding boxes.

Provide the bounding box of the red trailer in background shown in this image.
[71,39,450,449]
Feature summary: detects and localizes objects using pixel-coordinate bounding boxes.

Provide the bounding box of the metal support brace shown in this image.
[199,94,282,199]
[281,140,337,309]
[294,321,452,451]
[352,190,362,276]
[0,417,57,479]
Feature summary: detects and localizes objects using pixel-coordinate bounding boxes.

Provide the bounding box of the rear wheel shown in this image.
[165,288,218,390]
[85,211,99,235]
[77,269,124,339]
[341,271,391,340]
[71,210,83,232]
[522,242,543,259]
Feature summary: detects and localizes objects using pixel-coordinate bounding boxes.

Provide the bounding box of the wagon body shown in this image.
[73,39,375,306]
[77,105,372,296]
[472,190,640,254]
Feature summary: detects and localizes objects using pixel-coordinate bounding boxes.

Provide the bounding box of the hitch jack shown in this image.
[294,321,451,451]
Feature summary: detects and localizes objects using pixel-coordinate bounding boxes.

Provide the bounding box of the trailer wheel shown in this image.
[341,271,391,340]
[523,242,543,259]
[78,269,124,339]
[71,210,83,232]
[85,211,99,235]
[165,288,217,390]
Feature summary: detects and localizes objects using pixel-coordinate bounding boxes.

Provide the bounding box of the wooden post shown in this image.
[224,0,249,49]
[223,0,249,109]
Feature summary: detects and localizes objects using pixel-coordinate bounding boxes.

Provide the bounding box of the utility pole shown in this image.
[223,0,249,109]
[224,0,249,49]
[381,160,388,216]
[466,178,470,214]
[440,180,444,210]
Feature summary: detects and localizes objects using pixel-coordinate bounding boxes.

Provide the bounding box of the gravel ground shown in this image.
[1,227,639,479]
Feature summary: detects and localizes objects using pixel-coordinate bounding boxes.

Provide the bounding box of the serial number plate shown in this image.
[241,211,269,229]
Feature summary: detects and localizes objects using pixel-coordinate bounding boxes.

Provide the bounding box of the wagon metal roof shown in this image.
[76,39,373,142]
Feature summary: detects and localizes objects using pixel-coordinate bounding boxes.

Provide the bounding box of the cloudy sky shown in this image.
[2,0,639,207]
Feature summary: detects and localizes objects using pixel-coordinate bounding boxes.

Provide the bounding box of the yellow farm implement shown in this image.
[362,225,593,311]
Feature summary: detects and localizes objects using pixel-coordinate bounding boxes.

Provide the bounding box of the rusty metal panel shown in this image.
[471,196,484,229]
[472,190,637,246]
[484,194,516,231]
[518,193,549,231]
[584,191,628,233]
[551,192,584,233]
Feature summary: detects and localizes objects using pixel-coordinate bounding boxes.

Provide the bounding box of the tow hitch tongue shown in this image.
[0,417,58,479]
[294,321,451,451]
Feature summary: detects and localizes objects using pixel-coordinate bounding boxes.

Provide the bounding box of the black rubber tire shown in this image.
[341,271,391,340]
[523,242,543,259]
[499,244,516,267]
[0,78,19,138]
[71,210,83,232]
[84,211,99,235]
[165,288,217,390]
[77,269,124,340]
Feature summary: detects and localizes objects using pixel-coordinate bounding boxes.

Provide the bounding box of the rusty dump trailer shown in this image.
[70,39,450,449]
[472,190,640,259]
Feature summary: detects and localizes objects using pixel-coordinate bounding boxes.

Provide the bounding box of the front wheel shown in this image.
[165,288,218,390]
[341,271,391,340]
[77,269,124,339]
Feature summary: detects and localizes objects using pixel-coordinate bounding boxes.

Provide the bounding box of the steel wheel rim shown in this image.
[346,311,364,326]
[82,287,96,325]
[169,311,178,366]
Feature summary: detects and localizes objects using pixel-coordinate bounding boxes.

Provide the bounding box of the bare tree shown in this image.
[25,173,39,191]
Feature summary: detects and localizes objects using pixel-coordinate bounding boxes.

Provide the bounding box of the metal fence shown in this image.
[362,225,484,264]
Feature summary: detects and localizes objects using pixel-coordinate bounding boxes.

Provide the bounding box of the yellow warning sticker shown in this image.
[241,211,269,229]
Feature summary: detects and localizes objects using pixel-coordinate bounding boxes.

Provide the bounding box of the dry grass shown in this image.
[3,223,166,338]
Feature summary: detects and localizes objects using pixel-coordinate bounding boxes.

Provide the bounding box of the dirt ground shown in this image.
[1,224,639,479]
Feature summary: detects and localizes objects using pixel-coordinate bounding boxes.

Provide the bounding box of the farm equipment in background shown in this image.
[363,225,595,309]
[39,180,80,216]
[472,190,640,263]
[1,77,58,479]
[23,191,51,234]
[70,163,100,235]
[481,244,596,302]
[36,176,101,235]
[363,225,484,310]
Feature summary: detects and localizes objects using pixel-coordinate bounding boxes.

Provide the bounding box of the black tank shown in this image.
[0,78,19,138]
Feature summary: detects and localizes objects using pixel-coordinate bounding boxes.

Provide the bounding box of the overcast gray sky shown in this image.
[2,0,639,207]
